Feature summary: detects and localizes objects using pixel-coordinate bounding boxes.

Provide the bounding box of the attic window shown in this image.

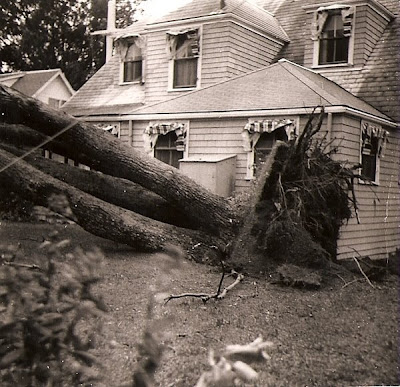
[167,29,200,89]
[360,121,388,184]
[312,5,355,66]
[116,37,144,83]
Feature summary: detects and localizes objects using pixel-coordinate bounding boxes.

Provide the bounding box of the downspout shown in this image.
[326,112,333,152]
[106,0,116,63]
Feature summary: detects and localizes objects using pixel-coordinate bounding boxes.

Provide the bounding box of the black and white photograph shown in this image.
[0,0,398,385]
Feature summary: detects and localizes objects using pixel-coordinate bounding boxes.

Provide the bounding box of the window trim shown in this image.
[312,6,355,68]
[167,26,202,92]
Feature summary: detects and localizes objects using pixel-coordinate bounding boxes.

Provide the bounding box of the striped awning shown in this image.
[145,122,185,136]
[244,119,295,134]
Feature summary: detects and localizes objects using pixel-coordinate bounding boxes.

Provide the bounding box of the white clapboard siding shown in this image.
[143,19,285,103]
[334,115,400,259]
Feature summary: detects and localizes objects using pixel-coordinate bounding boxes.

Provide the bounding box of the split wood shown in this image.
[165,269,244,304]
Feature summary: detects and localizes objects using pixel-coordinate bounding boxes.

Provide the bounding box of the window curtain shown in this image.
[115,35,145,61]
[311,5,355,40]
[361,121,389,157]
[242,119,296,151]
[166,28,199,59]
[143,123,186,153]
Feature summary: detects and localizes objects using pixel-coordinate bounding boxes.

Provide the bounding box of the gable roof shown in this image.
[130,59,393,124]
[0,69,74,97]
[149,0,289,42]
[62,55,145,117]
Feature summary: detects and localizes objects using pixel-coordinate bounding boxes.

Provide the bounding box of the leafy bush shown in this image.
[0,239,106,386]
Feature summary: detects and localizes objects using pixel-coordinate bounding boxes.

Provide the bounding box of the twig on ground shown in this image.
[1,261,43,271]
[164,270,244,304]
[341,278,361,289]
[353,257,375,288]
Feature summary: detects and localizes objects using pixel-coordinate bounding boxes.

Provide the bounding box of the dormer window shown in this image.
[116,37,144,84]
[312,5,355,67]
[319,12,349,64]
[167,28,200,90]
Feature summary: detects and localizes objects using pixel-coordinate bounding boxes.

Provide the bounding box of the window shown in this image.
[167,29,200,89]
[312,5,355,66]
[319,12,349,64]
[242,119,296,179]
[154,131,183,169]
[254,129,288,176]
[119,39,143,83]
[360,121,387,184]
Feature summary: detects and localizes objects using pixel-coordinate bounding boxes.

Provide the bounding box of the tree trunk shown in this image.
[1,143,193,229]
[0,123,94,166]
[0,85,236,238]
[0,148,225,258]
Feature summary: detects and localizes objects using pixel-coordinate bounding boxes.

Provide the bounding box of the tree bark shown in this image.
[1,143,193,229]
[0,148,225,257]
[0,85,236,238]
[0,123,93,166]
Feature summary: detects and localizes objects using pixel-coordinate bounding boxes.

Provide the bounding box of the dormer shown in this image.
[303,0,395,69]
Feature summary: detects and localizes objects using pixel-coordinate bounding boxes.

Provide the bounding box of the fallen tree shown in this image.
[0,85,358,268]
[0,147,225,255]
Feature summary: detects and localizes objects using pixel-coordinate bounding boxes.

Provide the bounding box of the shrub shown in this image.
[0,240,106,386]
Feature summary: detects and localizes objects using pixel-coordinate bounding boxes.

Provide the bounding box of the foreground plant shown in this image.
[0,238,106,386]
[195,336,274,387]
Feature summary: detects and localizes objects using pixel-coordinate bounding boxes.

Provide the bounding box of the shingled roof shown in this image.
[149,0,289,42]
[0,69,71,97]
[130,59,393,123]
[257,0,399,123]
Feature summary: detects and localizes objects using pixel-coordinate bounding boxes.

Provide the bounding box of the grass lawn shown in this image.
[1,221,398,386]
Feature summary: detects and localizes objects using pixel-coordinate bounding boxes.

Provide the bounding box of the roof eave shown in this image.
[83,105,397,128]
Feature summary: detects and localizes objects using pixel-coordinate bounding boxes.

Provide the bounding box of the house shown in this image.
[63,0,399,260]
[0,68,76,164]
[0,68,75,108]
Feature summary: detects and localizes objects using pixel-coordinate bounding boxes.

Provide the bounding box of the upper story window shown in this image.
[319,12,349,64]
[167,28,200,90]
[115,37,144,84]
[312,5,355,66]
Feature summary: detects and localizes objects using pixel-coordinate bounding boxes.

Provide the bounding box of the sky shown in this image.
[140,0,192,19]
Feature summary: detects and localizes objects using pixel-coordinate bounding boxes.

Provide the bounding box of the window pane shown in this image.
[174,57,197,88]
[319,13,349,64]
[154,132,183,169]
[124,60,142,82]
[361,154,376,181]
